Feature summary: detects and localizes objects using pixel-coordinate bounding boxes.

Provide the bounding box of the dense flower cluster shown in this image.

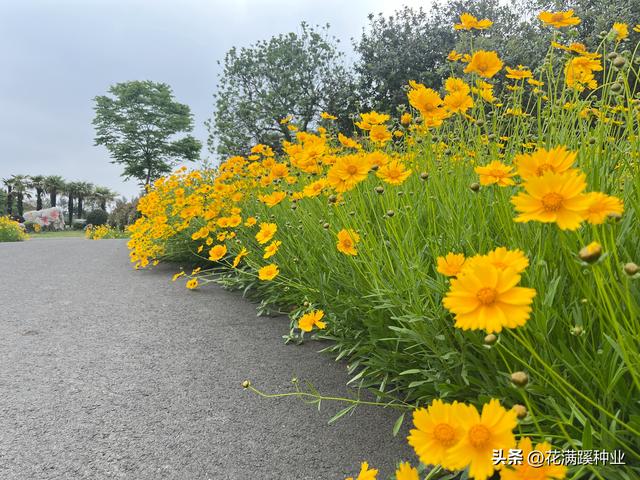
[128,9,640,479]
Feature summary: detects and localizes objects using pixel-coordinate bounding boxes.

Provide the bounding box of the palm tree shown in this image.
[2,177,13,215]
[66,181,81,224]
[75,182,94,218]
[30,175,46,210]
[92,186,117,211]
[44,175,65,207]
[9,175,31,217]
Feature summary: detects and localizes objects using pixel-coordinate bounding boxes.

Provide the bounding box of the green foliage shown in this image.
[107,197,139,229]
[0,216,27,242]
[93,80,201,186]
[85,208,108,226]
[208,22,354,156]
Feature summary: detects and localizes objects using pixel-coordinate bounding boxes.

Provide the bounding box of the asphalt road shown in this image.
[0,238,412,479]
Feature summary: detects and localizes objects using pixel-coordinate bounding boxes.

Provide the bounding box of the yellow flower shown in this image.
[469,247,530,274]
[400,112,413,125]
[320,111,337,120]
[186,278,198,289]
[298,310,326,332]
[346,462,378,480]
[565,56,601,91]
[464,51,503,78]
[408,83,444,117]
[327,155,371,192]
[369,124,392,144]
[443,262,536,333]
[511,171,589,230]
[232,247,248,267]
[263,240,281,259]
[355,111,389,130]
[447,50,463,61]
[454,13,493,30]
[258,264,279,281]
[437,253,466,277]
[244,217,257,227]
[259,191,287,207]
[338,133,362,150]
[256,222,277,244]
[474,160,516,186]
[473,80,495,102]
[612,22,629,41]
[337,228,360,256]
[172,271,185,282]
[514,146,577,180]
[447,399,517,480]
[634,24,640,33]
[407,399,465,468]
[444,90,474,114]
[538,10,581,28]
[445,77,471,95]
[376,160,412,186]
[583,192,624,224]
[394,462,419,480]
[500,437,568,480]
[505,65,532,80]
[208,244,227,261]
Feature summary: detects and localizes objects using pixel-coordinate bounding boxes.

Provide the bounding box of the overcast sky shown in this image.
[0,0,431,199]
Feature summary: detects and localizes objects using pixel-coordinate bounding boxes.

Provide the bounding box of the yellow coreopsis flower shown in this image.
[612,22,629,41]
[186,278,199,289]
[437,253,466,277]
[447,50,463,61]
[447,400,518,480]
[244,217,257,227]
[208,244,227,261]
[369,124,392,144]
[400,112,413,125]
[355,111,389,130]
[232,247,248,267]
[511,171,589,230]
[464,51,503,78]
[407,82,444,117]
[514,146,577,180]
[320,111,337,120]
[258,191,287,207]
[394,462,419,480]
[255,222,277,244]
[258,264,279,281]
[467,247,530,274]
[505,65,533,80]
[443,262,536,333]
[346,462,378,480]
[445,77,471,95]
[538,10,581,28]
[454,13,493,30]
[474,160,516,186]
[336,228,360,256]
[444,90,474,114]
[376,160,412,186]
[298,310,326,332]
[407,399,465,469]
[327,155,371,192]
[263,240,281,259]
[583,192,624,224]
[500,437,568,480]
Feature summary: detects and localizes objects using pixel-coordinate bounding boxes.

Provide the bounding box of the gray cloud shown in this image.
[0,0,431,198]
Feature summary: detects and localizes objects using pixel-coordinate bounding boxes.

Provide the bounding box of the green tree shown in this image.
[208,22,354,157]
[66,181,80,224]
[29,175,46,210]
[44,175,65,208]
[354,6,456,112]
[93,81,201,186]
[8,175,30,217]
[92,186,117,211]
[74,182,94,219]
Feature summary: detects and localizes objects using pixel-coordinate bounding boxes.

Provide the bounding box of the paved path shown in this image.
[0,238,411,479]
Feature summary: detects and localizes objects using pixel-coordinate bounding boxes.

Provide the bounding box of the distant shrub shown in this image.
[0,216,28,242]
[71,219,86,230]
[108,198,139,229]
[86,209,108,226]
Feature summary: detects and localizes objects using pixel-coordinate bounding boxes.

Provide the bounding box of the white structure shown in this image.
[22,207,66,230]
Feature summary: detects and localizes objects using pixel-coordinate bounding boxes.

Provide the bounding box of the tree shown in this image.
[208,22,354,157]
[74,182,94,219]
[93,81,201,186]
[30,175,46,210]
[44,175,65,207]
[93,186,117,211]
[354,7,456,113]
[66,181,80,224]
[8,175,30,217]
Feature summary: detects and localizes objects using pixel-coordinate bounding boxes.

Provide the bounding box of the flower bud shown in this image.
[613,56,626,68]
[579,241,602,263]
[322,222,330,229]
[571,325,584,336]
[328,194,337,204]
[420,172,429,180]
[512,404,528,419]
[242,380,251,389]
[470,182,481,192]
[386,210,395,217]
[624,262,639,276]
[511,371,529,387]
[375,186,384,194]
[484,334,498,345]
